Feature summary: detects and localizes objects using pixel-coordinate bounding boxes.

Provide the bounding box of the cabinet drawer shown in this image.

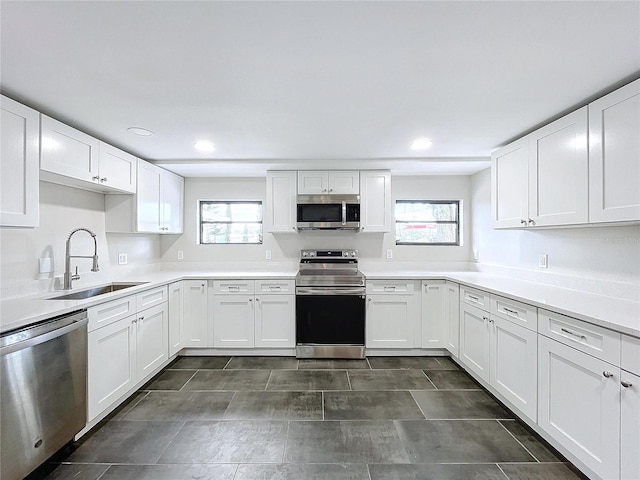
[622,335,640,375]
[213,280,255,294]
[460,286,490,310]
[538,309,621,365]
[490,294,537,331]
[136,286,168,311]
[88,295,136,332]
[255,279,295,294]
[366,280,415,294]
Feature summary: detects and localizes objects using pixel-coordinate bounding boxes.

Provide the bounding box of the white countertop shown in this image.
[2,267,638,339]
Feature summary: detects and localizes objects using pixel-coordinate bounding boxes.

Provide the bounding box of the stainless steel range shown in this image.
[295,249,366,359]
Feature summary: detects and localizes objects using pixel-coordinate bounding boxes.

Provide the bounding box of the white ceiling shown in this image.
[1,1,639,177]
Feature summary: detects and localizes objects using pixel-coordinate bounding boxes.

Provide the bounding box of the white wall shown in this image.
[471,167,640,300]
[160,175,472,268]
[0,182,161,298]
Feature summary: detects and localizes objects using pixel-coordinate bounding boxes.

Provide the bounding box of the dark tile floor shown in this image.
[37,356,587,480]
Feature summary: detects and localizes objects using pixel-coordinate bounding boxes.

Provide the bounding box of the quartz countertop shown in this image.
[2,267,638,339]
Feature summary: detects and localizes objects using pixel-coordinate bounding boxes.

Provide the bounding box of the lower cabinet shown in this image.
[366,291,420,349]
[459,303,491,382]
[254,294,295,348]
[421,281,446,349]
[181,280,210,347]
[538,335,620,480]
[213,294,255,348]
[444,282,460,357]
[168,281,183,356]
[88,301,168,421]
[621,370,640,480]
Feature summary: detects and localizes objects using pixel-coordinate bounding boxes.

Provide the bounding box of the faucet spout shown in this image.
[64,228,99,290]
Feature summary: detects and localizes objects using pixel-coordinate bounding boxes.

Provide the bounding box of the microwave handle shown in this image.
[342,201,346,226]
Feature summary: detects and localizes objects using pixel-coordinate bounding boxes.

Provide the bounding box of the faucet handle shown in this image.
[72,266,80,281]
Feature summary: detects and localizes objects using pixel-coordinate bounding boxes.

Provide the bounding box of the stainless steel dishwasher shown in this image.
[1,310,88,480]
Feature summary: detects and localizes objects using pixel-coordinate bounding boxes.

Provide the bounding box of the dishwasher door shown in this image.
[1,310,88,480]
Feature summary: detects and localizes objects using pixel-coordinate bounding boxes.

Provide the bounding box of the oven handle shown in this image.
[296,287,365,296]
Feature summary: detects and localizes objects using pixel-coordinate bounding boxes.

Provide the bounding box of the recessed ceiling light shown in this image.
[411,137,433,151]
[127,127,154,136]
[194,141,215,153]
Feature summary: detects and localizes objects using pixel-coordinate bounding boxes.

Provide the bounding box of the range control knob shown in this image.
[310,252,316,257]
[351,251,357,257]
[302,251,308,257]
[343,251,348,257]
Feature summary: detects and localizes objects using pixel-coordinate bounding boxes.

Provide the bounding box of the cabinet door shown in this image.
[421,281,446,349]
[168,281,183,356]
[98,142,137,193]
[459,303,490,383]
[360,170,391,233]
[297,171,328,194]
[538,335,620,480]
[445,282,460,357]
[136,159,162,232]
[161,170,184,233]
[40,114,99,183]
[490,316,537,421]
[265,171,297,233]
[213,295,255,348]
[1,96,39,227]
[491,137,528,228]
[88,316,136,421]
[254,294,295,348]
[366,293,419,349]
[136,303,168,380]
[589,79,640,223]
[328,171,359,194]
[182,280,209,347]
[528,107,588,226]
[621,370,640,480]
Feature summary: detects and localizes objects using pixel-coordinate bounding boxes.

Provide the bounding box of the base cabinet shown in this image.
[421,281,446,348]
[538,335,620,480]
[366,290,420,349]
[168,281,184,356]
[136,303,168,379]
[459,303,491,382]
[445,282,460,357]
[182,280,210,347]
[621,370,640,480]
[254,294,295,348]
[213,295,255,348]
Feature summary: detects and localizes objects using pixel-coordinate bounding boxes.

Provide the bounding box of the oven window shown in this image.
[199,201,263,244]
[395,200,460,245]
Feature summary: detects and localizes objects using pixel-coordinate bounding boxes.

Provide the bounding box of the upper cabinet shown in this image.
[297,170,359,195]
[492,79,640,229]
[105,159,184,234]
[360,170,391,232]
[40,115,136,194]
[1,96,39,227]
[492,107,588,229]
[589,79,640,223]
[265,171,297,233]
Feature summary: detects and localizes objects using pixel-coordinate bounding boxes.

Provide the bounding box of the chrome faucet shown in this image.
[64,228,99,290]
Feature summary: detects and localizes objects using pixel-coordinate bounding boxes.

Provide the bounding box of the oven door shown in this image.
[296,288,365,358]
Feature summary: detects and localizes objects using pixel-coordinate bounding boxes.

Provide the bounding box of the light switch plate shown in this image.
[265,250,272,260]
[118,253,128,265]
[177,250,184,260]
[538,254,548,268]
[386,249,393,259]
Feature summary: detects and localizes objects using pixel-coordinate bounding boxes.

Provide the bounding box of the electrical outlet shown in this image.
[39,257,54,274]
[177,250,184,260]
[118,253,128,265]
[265,250,272,260]
[538,254,548,269]
[386,249,393,259]
[473,249,480,261]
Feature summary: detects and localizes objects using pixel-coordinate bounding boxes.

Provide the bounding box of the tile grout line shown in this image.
[421,370,439,390]
[366,463,373,480]
[222,356,233,370]
[178,370,200,392]
[230,463,241,480]
[346,370,353,390]
[321,391,325,421]
[94,464,112,480]
[282,420,291,463]
[496,419,542,463]
[496,462,512,479]
[409,390,429,420]
[264,369,273,391]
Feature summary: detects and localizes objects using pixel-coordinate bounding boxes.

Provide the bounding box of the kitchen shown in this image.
[1,2,639,480]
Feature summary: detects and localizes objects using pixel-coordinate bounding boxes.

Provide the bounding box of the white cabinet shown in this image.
[265,171,297,233]
[359,170,391,233]
[213,280,295,349]
[168,281,184,356]
[621,370,640,480]
[492,108,588,228]
[297,170,359,195]
[589,79,640,223]
[1,96,39,227]
[538,334,620,480]
[421,281,446,349]
[444,281,460,357]
[136,303,168,379]
[40,115,136,194]
[105,159,184,234]
[459,303,491,382]
[182,280,210,347]
[366,280,420,349]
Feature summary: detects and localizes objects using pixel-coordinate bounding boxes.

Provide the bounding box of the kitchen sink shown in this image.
[47,282,148,300]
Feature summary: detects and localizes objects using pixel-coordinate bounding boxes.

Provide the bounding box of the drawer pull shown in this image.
[384,286,396,291]
[603,371,614,378]
[269,286,281,291]
[467,294,479,303]
[482,316,489,322]
[228,286,240,291]
[621,380,633,388]
[560,328,587,341]
[503,307,519,317]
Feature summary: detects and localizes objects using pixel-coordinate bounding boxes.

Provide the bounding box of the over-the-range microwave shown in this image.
[296,194,360,230]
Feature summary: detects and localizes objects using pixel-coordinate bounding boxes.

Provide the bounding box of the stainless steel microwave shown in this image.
[296,194,360,230]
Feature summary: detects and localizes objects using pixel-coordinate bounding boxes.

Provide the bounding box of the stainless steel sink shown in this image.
[48,282,148,300]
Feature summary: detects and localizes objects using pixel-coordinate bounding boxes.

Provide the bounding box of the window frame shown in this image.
[394,199,461,246]
[198,200,263,245]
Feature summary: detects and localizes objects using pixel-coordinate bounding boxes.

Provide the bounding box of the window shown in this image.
[199,201,263,244]
[395,200,460,245]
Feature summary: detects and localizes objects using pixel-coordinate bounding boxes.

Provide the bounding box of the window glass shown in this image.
[395,200,460,245]
[199,201,263,244]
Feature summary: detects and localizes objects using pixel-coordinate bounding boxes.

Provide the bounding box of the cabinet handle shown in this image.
[603,371,614,378]
[255,298,260,302]
[329,188,333,192]
[92,176,100,182]
[503,307,519,317]
[384,286,396,292]
[520,219,527,225]
[100,177,107,183]
[560,327,587,341]
[528,219,535,226]
[292,226,296,230]
[482,316,489,322]
[322,189,327,192]
[467,294,479,303]
[621,380,633,388]
[132,318,137,324]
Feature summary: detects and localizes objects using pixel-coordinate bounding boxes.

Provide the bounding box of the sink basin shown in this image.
[48,282,148,300]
